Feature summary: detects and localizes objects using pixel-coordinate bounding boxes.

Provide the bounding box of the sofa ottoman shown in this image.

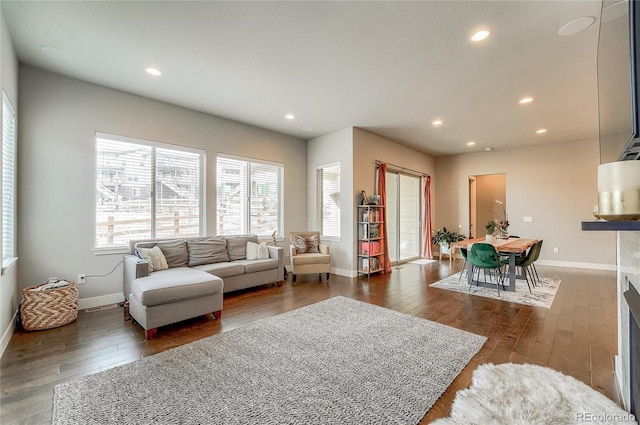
[128,267,223,340]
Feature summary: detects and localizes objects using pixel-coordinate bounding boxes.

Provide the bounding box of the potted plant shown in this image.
[431,227,466,255]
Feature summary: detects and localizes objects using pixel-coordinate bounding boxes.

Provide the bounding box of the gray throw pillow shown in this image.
[227,235,259,261]
[187,237,229,266]
[157,240,188,268]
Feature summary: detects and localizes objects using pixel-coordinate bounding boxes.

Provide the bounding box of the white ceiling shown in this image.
[2,0,603,157]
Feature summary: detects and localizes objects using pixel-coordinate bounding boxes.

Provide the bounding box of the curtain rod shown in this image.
[375,160,429,177]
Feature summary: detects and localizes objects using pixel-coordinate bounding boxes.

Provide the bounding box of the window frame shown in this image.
[216,153,284,238]
[317,161,341,241]
[2,91,17,270]
[94,132,206,253]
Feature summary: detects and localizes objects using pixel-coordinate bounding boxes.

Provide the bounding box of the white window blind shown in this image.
[95,134,204,248]
[319,163,341,238]
[2,92,16,263]
[216,155,282,237]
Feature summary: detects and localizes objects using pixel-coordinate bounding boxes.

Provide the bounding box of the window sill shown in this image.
[321,236,341,243]
[1,257,18,276]
[93,247,129,256]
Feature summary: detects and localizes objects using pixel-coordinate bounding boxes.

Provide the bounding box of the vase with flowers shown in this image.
[485,199,509,239]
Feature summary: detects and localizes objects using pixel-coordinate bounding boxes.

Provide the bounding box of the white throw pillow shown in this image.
[246,241,270,260]
[256,242,270,259]
[136,245,169,273]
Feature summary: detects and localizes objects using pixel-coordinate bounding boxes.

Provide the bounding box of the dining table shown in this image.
[451,237,538,292]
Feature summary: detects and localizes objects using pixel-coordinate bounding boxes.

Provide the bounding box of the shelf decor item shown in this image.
[20,281,79,331]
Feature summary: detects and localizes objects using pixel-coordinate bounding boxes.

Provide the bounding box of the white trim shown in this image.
[95,131,206,155]
[1,256,17,275]
[78,293,125,310]
[535,259,617,271]
[93,247,128,256]
[336,267,358,278]
[217,152,283,168]
[615,354,629,411]
[316,161,341,170]
[0,308,18,358]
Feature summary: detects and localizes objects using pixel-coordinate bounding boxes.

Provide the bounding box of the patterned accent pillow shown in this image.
[306,234,320,253]
[294,235,307,254]
[135,246,169,273]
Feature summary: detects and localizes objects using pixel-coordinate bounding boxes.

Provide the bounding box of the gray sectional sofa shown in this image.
[123,234,284,339]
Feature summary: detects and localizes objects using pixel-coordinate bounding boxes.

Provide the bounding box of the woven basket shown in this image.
[20,281,79,331]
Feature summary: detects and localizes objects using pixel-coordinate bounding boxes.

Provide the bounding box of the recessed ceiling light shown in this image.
[471,30,491,42]
[558,16,596,36]
[518,97,534,104]
[466,141,476,146]
[536,128,547,134]
[485,147,493,151]
[145,67,162,76]
[285,114,296,120]
[432,119,443,126]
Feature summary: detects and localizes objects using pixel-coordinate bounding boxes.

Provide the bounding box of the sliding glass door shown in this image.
[386,171,421,263]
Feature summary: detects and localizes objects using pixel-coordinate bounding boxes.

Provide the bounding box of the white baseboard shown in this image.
[535,259,616,271]
[78,293,125,310]
[332,267,357,278]
[1,309,18,358]
[615,354,629,411]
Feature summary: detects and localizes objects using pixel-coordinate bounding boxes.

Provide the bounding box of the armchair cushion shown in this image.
[292,253,331,266]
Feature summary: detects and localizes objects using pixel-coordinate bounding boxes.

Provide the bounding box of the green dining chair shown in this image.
[468,243,504,295]
[530,240,544,283]
[500,240,543,293]
[458,247,474,282]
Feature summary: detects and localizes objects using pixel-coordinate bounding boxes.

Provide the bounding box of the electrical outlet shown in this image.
[524,216,533,222]
[553,247,559,254]
[77,273,87,284]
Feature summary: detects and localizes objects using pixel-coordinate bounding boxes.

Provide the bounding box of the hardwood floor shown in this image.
[0,260,619,424]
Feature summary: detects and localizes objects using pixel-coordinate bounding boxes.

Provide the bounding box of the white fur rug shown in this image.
[433,363,637,425]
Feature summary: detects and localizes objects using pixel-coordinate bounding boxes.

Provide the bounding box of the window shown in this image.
[95,133,204,249]
[2,91,16,264]
[318,163,341,238]
[216,154,282,237]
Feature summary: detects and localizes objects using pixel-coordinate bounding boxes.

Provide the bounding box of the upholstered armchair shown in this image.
[289,231,331,282]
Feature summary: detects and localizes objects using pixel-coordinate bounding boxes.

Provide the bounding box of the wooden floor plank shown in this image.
[0,262,620,424]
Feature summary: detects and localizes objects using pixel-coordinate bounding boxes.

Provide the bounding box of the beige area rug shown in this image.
[433,363,637,425]
[53,296,486,425]
[430,272,560,308]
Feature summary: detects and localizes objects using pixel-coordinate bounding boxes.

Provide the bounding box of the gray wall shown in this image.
[434,138,616,268]
[17,66,307,308]
[1,6,19,355]
[307,128,354,276]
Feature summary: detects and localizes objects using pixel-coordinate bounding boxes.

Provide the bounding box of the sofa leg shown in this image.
[213,310,222,320]
[145,328,157,340]
[292,274,297,282]
[123,301,131,321]
[319,273,322,280]
[326,273,330,280]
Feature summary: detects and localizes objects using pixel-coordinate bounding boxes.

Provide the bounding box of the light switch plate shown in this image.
[524,216,533,222]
